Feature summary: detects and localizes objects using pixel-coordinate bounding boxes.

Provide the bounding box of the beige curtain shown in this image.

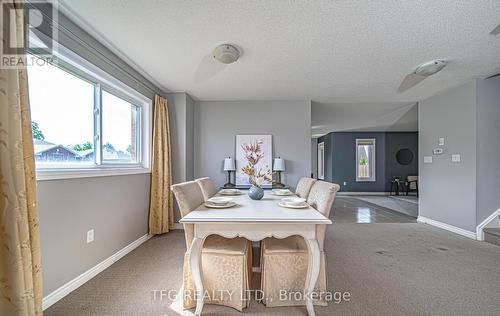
[148,95,173,234]
[0,3,43,316]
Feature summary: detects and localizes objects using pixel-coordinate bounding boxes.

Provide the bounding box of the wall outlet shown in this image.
[424,156,433,163]
[86,229,94,243]
[438,137,445,146]
[343,181,347,186]
[451,154,461,163]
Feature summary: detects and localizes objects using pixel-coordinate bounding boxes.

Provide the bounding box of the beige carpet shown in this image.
[45,223,500,316]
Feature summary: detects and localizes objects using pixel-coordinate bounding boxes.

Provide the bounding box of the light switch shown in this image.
[438,137,445,146]
[452,154,461,163]
[424,156,432,163]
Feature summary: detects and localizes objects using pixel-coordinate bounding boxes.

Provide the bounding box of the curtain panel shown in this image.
[148,95,173,234]
[0,2,43,315]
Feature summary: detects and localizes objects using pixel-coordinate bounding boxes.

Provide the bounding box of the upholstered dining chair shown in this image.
[171,181,252,311]
[260,180,340,307]
[295,177,318,198]
[195,177,218,201]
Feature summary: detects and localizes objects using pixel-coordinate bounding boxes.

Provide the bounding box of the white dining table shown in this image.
[179,190,332,316]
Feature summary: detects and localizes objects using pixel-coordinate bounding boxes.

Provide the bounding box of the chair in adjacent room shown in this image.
[171,181,252,311]
[260,180,340,307]
[405,175,418,196]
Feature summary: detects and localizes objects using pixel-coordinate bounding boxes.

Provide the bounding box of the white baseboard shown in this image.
[42,234,152,310]
[476,208,500,241]
[417,216,476,240]
[172,223,184,230]
[337,192,389,196]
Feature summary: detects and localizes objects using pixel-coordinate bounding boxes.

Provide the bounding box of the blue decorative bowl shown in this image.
[248,185,264,200]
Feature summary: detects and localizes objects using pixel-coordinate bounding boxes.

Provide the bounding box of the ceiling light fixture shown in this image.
[414,60,448,77]
[212,44,240,64]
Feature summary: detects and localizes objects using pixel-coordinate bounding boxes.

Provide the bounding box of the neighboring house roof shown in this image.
[33,140,131,160]
[78,149,94,158]
[33,139,81,156]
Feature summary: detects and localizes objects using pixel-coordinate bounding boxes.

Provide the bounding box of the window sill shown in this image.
[36,167,151,181]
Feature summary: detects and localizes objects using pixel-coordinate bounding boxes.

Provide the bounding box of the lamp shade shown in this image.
[223,157,235,171]
[273,157,285,171]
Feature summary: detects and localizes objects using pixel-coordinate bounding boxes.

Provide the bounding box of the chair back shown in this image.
[306,181,340,250]
[407,175,418,190]
[195,177,217,201]
[295,177,317,198]
[171,181,205,249]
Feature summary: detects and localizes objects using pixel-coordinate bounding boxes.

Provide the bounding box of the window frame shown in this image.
[30,44,152,181]
[355,138,376,182]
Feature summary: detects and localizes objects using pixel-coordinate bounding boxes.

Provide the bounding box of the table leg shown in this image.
[189,237,205,316]
[304,238,321,316]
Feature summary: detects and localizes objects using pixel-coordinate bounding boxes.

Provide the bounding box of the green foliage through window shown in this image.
[31,121,45,140]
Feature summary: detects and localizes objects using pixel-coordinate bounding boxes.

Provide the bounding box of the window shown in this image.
[28,61,95,168]
[356,139,375,182]
[101,90,141,164]
[317,142,325,180]
[27,50,151,180]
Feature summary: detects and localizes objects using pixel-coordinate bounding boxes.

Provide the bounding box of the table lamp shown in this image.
[273,157,286,188]
[223,157,236,188]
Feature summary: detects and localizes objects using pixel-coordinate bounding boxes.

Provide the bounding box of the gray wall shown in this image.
[419,81,477,232]
[476,76,500,224]
[166,92,195,222]
[38,174,150,295]
[194,101,311,190]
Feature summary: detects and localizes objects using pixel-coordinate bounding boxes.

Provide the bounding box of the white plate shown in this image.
[271,190,294,196]
[278,201,309,209]
[205,201,237,209]
[207,197,233,205]
[219,189,243,195]
[281,197,307,206]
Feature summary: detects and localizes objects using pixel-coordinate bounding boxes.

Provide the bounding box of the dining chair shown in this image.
[295,177,318,198]
[171,181,252,311]
[260,180,340,307]
[195,177,218,201]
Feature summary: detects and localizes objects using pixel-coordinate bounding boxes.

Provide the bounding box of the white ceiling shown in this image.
[60,0,500,103]
[311,102,418,136]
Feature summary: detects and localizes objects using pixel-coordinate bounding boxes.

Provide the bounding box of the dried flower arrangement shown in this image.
[240,139,272,188]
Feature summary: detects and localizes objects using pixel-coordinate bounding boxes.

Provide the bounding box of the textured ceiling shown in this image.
[60,0,500,103]
[311,102,418,136]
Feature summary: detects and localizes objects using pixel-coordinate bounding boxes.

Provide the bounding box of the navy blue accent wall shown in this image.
[318,131,418,192]
[384,132,418,191]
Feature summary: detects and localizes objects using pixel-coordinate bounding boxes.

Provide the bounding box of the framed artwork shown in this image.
[235,134,273,188]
